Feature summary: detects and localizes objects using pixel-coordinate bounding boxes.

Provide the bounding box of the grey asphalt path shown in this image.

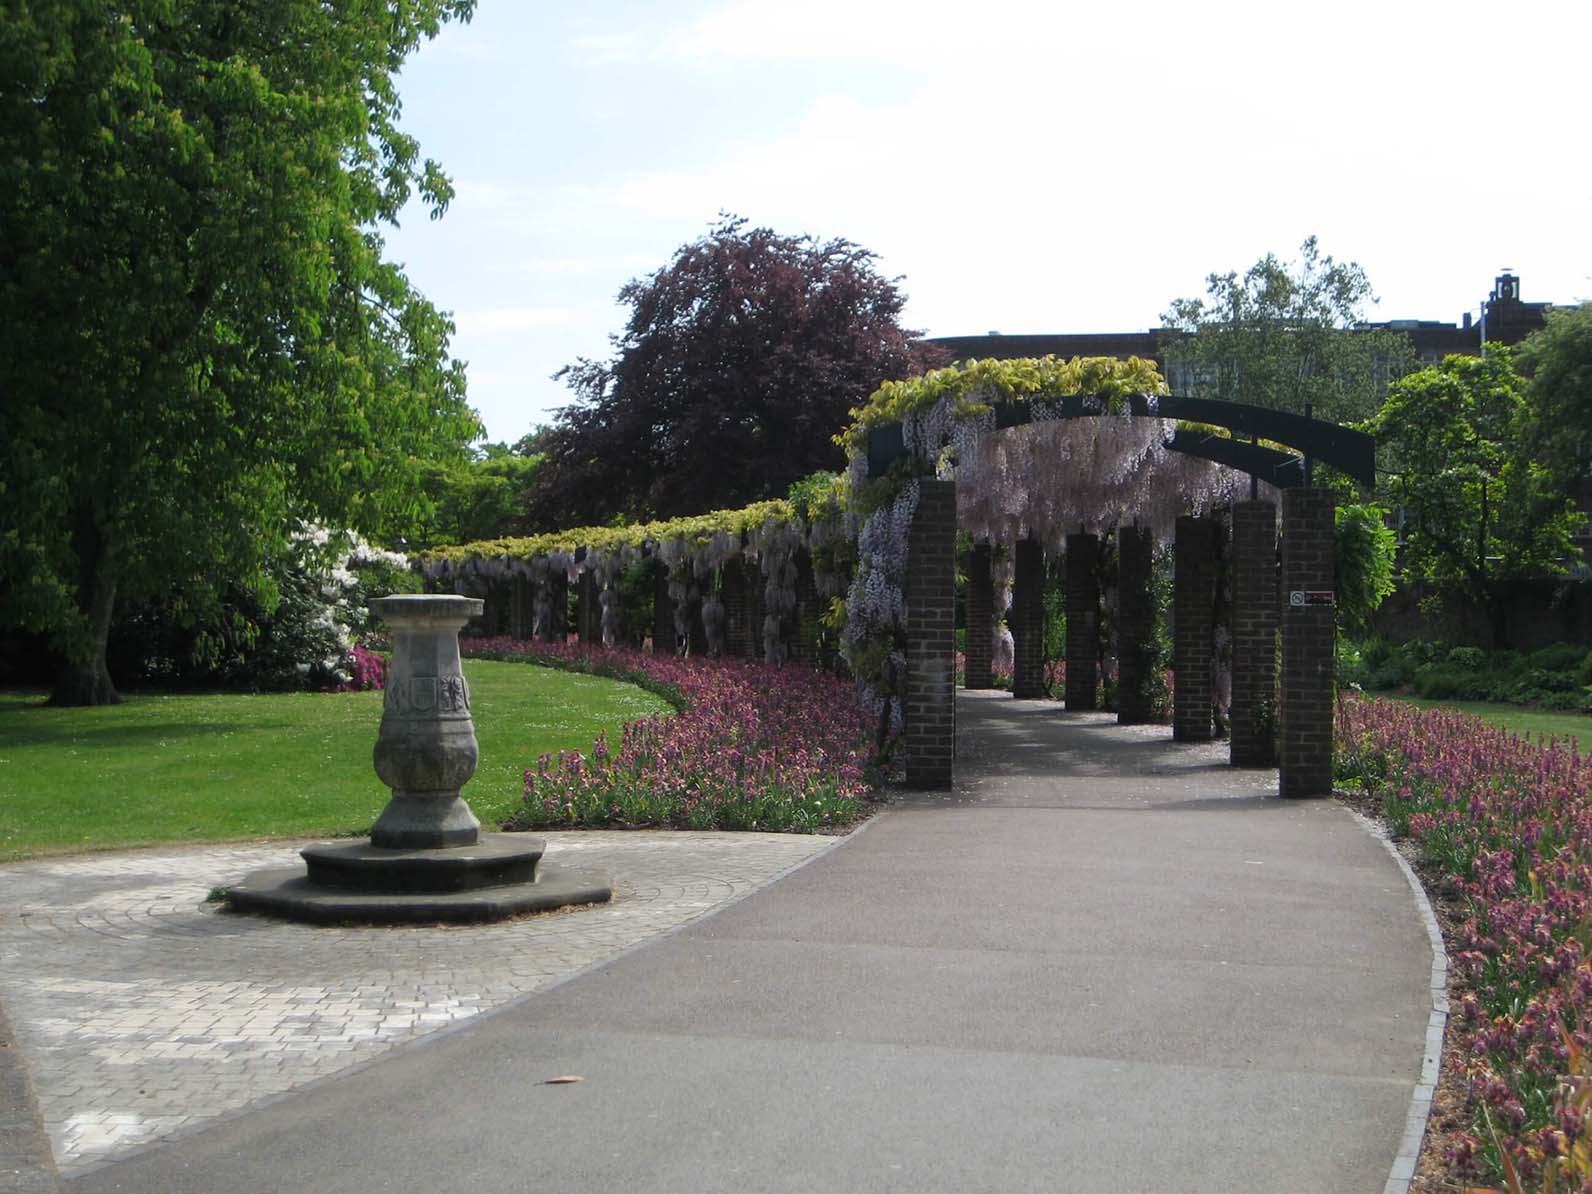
[69,692,1432,1194]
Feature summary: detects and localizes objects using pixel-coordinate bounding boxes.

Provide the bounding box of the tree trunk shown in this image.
[49,513,122,706]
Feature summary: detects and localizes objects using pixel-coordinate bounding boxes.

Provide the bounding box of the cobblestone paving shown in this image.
[0,831,834,1176]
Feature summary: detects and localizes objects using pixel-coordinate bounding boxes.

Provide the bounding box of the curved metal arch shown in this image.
[864,391,1375,488]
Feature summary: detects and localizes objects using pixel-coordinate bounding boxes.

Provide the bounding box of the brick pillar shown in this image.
[721,562,749,657]
[576,572,598,644]
[687,586,707,656]
[1009,536,1046,698]
[479,581,502,638]
[905,480,957,790]
[1064,532,1100,710]
[964,543,995,690]
[652,562,674,654]
[1116,524,1156,724]
[1173,515,1217,741]
[1230,501,1279,766]
[750,565,765,661]
[1280,488,1336,797]
[795,549,820,666]
[509,575,530,640]
[548,573,568,642]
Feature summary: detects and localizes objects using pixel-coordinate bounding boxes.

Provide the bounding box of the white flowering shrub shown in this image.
[110,525,413,691]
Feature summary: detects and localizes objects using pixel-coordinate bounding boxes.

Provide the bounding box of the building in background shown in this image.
[928,272,1554,374]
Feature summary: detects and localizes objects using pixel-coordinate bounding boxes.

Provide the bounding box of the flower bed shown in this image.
[462,638,880,832]
[1336,694,1592,1190]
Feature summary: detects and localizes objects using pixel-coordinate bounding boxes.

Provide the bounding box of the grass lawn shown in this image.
[0,659,669,860]
[1392,694,1592,750]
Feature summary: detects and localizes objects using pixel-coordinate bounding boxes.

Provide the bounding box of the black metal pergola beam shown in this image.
[864,391,1376,488]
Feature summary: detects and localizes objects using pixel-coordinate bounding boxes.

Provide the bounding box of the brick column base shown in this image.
[965,543,995,689]
[1173,515,1217,741]
[1230,501,1278,766]
[905,480,957,789]
[1011,536,1046,699]
[1064,532,1100,709]
[1116,525,1156,724]
[1280,488,1336,797]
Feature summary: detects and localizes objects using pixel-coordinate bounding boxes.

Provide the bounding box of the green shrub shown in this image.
[1540,689,1592,712]
[1360,638,1394,669]
[1528,642,1586,672]
[1336,639,1367,688]
[1413,663,1490,701]
[1447,646,1487,672]
[1362,661,1409,691]
[1403,639,1449,667]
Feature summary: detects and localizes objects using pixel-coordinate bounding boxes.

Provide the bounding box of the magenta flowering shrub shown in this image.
[463,638,880,832]
[1336,694,1592,1187]
[338,644,388,692]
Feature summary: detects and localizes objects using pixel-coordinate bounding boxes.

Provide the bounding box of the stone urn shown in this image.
[369,594,483,849]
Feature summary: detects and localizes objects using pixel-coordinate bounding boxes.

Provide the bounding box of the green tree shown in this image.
[1371,349,1578,646]
[1519,302,1592,491]
[409,443,543,549]
[1333,504,1397,639]
[1162,237,1413,423]
[0,1,480,705]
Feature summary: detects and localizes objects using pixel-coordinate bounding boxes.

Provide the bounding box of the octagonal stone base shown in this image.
[226,833,611,925]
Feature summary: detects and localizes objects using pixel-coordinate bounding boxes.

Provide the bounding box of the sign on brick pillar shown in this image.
[1173,515,1217,741]
[1064,532,1100,710]
[1230,501,1279,766]
[1280,488,1336,797]
[964,543,995,690]
[905,480,957,790]
[1116,525,1155,724]
[650,561,674,653]
[1011,536,1046,698]
[548,573,568,642]
[795,549,820,666]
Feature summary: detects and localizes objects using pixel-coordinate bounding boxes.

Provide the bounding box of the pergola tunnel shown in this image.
[853,359,1373,798]
[422,356,1372,804]
[898,485,1337,798]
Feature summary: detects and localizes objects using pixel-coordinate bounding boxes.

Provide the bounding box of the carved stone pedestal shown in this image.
[228,594,611,925]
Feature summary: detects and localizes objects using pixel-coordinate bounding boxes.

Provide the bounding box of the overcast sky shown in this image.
[384,0,1592,446]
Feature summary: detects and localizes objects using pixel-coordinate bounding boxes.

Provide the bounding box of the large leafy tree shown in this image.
[0,1,480,704]
[1162,237,1412,423]
[528,216,933,525]
[1371,349,1579,645]
[1519,302,1592,491]
[408,443,542,550]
